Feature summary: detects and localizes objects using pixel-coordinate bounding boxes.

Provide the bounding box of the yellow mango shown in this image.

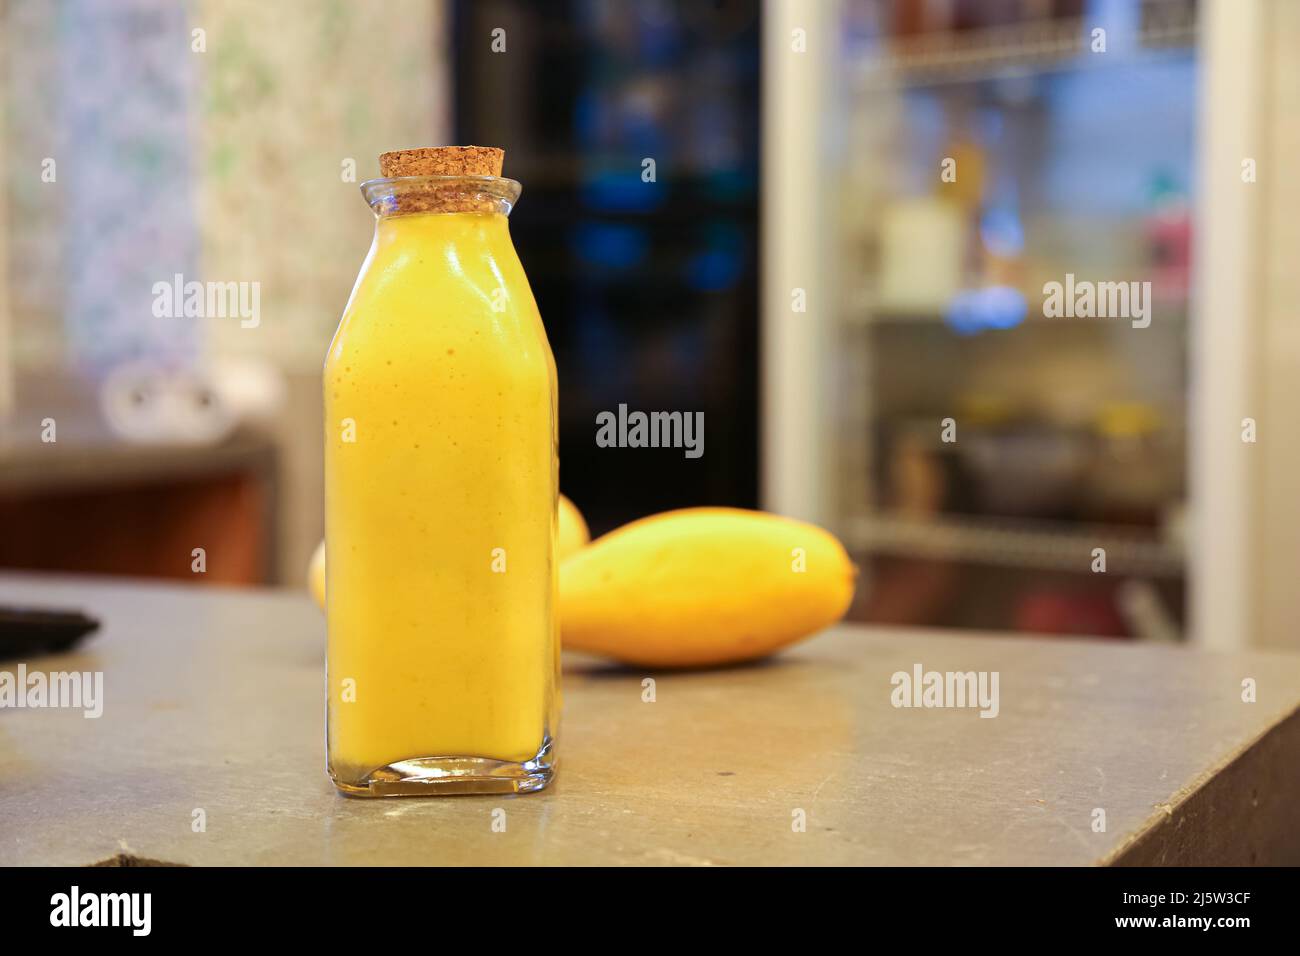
[307,494,590,609]
[308,539,326,609]
[557,494,590,561]
[559,507,855,668]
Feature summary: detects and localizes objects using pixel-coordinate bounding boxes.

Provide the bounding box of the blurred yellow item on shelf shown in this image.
[943,137,987,210]
[560,508,856,668]
[306,495,590,610]
[1095,401,1162,438]
[557,494,590,561]
[956,392,1018,428]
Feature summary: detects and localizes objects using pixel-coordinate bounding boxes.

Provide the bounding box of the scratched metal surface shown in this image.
[1,573,1298,866]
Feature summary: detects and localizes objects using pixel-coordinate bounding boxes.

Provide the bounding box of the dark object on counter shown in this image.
[0,605,101,659]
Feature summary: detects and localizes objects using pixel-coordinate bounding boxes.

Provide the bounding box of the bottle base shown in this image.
[330,737,554,797]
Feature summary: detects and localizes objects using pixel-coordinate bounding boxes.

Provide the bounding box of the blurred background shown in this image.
[0,0,1296,650]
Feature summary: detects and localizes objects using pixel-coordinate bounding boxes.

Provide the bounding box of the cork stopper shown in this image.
[370,146,509,216]
[379,146,504,179]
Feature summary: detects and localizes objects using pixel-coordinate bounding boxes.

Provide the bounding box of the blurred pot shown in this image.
[960,427,1088,519]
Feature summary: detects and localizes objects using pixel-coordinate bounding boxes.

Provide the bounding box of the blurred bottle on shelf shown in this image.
[1144,170,1192,308]
[878,196,966,314]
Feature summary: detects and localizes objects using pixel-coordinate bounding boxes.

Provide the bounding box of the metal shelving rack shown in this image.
[848,512,1184,576]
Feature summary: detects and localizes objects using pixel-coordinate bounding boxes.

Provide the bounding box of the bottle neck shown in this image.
[362,176,521,219]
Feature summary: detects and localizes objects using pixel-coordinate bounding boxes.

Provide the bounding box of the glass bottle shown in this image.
[324,147,558,795]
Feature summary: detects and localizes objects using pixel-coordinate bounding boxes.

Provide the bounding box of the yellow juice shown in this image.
[324,170,557,795]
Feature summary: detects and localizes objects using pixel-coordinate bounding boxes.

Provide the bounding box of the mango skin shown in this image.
[308,539,326,609]
[308,494,590,609]
[557,494,590,561]
[559,507,856,668]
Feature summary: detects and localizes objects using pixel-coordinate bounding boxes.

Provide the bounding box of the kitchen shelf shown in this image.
[843,306,1190,327]
[851,11,1196,90]
[846,512,1184,576]
[841,279,1191,328]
